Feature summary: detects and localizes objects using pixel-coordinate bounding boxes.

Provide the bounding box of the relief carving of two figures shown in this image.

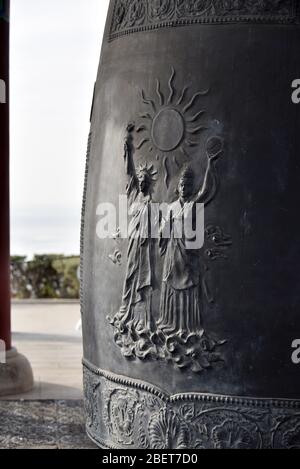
[108,124,226,372]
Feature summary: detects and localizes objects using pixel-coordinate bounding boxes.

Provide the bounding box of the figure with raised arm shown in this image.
[157,137,224,371]
[108,123,158,359]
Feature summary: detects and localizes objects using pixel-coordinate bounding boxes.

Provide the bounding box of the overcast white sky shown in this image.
[10,0,110,257]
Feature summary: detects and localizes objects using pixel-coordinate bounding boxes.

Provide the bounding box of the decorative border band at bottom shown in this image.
[83,359,300,449]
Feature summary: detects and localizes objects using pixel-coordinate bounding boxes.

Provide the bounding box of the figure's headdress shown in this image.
[137,163,158,184]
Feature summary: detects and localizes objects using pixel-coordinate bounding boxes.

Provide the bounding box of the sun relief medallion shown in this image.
[137,67,209,167]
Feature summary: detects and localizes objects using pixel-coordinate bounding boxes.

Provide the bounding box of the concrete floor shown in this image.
[3,301,83,400]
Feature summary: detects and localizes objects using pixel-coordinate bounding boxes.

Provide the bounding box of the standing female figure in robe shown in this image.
[109,124,158,358]
[158,138,223,342]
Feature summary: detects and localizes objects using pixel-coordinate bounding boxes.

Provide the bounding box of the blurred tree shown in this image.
[11,255,80,300]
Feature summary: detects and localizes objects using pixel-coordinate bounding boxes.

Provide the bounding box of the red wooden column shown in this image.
[0,0,11,351]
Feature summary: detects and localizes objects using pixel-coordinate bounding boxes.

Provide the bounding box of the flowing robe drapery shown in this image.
[118,176,154,328]
[158,199,204,336]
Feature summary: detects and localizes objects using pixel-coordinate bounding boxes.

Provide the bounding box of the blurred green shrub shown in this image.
[11,255,80,300]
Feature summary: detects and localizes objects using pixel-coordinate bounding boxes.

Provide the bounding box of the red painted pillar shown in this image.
[0,0,11,351]
[0,1,33,396]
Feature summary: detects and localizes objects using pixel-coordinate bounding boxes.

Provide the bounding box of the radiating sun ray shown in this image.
[173,155,180,168]
[167,67,175,105]
[163,156,170,189]
[139,113,152,120]
[180,147,189,160]
[185,139,199,147]
[186,125,209,134]
[156,154,160,161]
[177,86,189,106]
[156,79,164,106]
[183,90,209,114]
[136,124,147,132]
[149,147,153,153]
[136,138,149,149]
[186,110,206,123]
[141,89,156,113]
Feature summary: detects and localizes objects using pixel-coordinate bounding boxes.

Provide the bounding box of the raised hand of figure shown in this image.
[206,136,224,162]
[124,122,135,160]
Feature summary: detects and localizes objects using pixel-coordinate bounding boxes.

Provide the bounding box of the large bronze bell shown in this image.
[81,0,300,449]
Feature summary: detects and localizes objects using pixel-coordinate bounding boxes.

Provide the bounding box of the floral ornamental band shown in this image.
[109,0,299,41]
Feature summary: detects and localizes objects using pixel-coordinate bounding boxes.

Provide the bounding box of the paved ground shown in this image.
[5,301,84,400]
[0,400,97,449]
[0,302,98,449]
